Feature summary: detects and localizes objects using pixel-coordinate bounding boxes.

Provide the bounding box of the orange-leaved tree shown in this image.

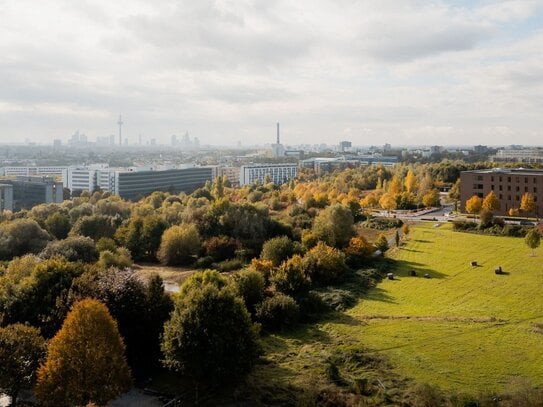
[35,298,131,406]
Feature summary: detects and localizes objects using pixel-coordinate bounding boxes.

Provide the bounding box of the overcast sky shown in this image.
[1,0,542,146]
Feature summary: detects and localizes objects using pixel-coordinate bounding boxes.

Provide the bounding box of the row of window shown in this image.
[490,185,537,193]
[477,174,540,183]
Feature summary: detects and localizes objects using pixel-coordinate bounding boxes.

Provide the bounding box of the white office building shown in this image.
[239,163,297,186]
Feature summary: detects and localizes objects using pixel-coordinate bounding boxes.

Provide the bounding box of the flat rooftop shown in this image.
[463,168,543,176]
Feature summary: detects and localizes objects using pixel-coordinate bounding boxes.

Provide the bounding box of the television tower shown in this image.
[117,114,123,146]
[276,122,280,144]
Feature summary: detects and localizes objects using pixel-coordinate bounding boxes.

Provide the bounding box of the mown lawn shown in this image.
[341,222,543,393]
[249,222,543,402]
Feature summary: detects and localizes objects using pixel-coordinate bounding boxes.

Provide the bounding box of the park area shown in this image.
[251,222,543,402]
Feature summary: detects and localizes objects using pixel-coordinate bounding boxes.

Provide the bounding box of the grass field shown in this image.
[341,222,543,393]
[248,222,543,402]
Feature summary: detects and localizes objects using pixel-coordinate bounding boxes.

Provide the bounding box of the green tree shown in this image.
[260,236,301,266]
[302,242,347,284]
[270,255,311,296]
[161,283,260,388]
[312,203,355,248]
[44,212,71,240]
[69,214,117,241]
[35,299,131,406]
[157,224,202,266]
[422,189,440,207]
[0,219,50,260]
[0,324,46,405]
[40,235,98,263]
[395,230,400,247]
[375,234,389,253]
[233,269,265,314]
[525,228,541,256]
[212,176,225,199]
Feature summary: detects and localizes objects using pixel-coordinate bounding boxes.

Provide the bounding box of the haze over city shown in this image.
[1,0,542,146]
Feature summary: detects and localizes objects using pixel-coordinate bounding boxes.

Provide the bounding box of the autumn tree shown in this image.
[35,299,131,406]
[379,193,397,212]
[40,235,98,263]
[0,324,46,405]
[344,236,374,268]
[387,176,403,195]
[270,255,311,296]
[520,192,536,214]
[375,234,389,253]
[465,195,482,215]
[402,223,410,239]
[525,229,541,256]
[404,170,418,194]
[482,191,500,211]
[422,189,440,207]
[157,223,202,266]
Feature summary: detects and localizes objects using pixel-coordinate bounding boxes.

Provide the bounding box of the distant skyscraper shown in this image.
[171,134,177,146]
[277,122,280,144]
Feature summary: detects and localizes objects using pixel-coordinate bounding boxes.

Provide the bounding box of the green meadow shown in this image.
[342,222,543,393]
[251,222,543,401]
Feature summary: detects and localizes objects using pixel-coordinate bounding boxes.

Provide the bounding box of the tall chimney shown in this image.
[276,122,280,144]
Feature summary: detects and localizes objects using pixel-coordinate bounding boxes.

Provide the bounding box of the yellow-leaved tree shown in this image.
[520,192,536,214]
[404,170,418,194]
[465,195,482,215]
[482,191,500,211]
[35,298,131,407]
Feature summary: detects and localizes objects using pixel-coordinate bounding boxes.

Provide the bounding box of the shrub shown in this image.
[374,234,389,253]
[344,236,374,268]
[97,248,132,269]
[215,258,244,272]
[270,255,311,296]
[234,269,265,314]
[256,293,300,331]
[194,256,214,269]
[364,217,403,230]
[303,242,347,284]
[260,236,302,267]
[204,235,240,262]
[40,235,98,263]
[96,237,117,253]
[312,204,355,248]
[157,224,202,266]
[0,219,50,260]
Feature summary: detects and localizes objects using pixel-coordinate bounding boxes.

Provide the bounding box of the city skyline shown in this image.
[1,1,542,146]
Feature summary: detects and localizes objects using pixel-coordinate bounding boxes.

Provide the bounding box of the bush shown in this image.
[214,258,244,272]
[40,236,98,263]
[249,258,275,284]
[364,217,403,230]
[96,237,117,253]
[344,236,374,268]
[312,204,355,248]
[374,234,389,253]
[256,293,300,331]
[452,220,478,231]
[157,224,202,266]
[303,242,347,284]
[0,219,51,260]
[234,269,265,314]
[204,235,240,262]
[97,248,132,269]
[270,255,311,296]
[194,256,214,269]
[261,236,303,266]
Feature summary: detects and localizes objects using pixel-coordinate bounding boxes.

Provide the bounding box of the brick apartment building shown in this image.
[460,168,543,217]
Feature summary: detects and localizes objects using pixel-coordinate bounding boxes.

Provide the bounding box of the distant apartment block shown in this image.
[65,165,213,200]
[460,169,543,217]
[0,176,63,211]
[218,166,241,186]
[0,166,67,177]
[301,155,397,175]
[0,184,14,212]
[239,163,298,186]
[490,148,543,164]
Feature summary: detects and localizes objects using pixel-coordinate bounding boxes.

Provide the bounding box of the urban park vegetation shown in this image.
[0,161,542,405]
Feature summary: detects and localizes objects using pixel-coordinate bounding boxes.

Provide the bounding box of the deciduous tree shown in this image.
[520,192,536,214]
[525,228,541,256]
[0,324,46,405]
[157,224,202,266]
[482,191,500,211]
[465,195,482,215]
[35,299,131,406]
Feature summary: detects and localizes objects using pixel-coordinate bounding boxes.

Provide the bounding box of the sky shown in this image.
[0,0,542,147]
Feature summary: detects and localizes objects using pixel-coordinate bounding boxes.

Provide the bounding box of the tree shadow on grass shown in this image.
[363,287,397,304]
[391,259,447,279]
[413,239,432,243]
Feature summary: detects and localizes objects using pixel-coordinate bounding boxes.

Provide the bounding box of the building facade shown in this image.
[239,163,297,186]
[0,177,63,211]
[0,184,14,212]
[0,166,67,177]
[490,149,543,164]
[460,169,543,217]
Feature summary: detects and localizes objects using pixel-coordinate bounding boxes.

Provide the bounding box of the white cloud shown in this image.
[0,0,542,146]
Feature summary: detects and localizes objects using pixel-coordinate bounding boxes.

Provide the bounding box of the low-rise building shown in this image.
[239,163,297,186]
[0,176,63,211]
[460,168,543,217]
